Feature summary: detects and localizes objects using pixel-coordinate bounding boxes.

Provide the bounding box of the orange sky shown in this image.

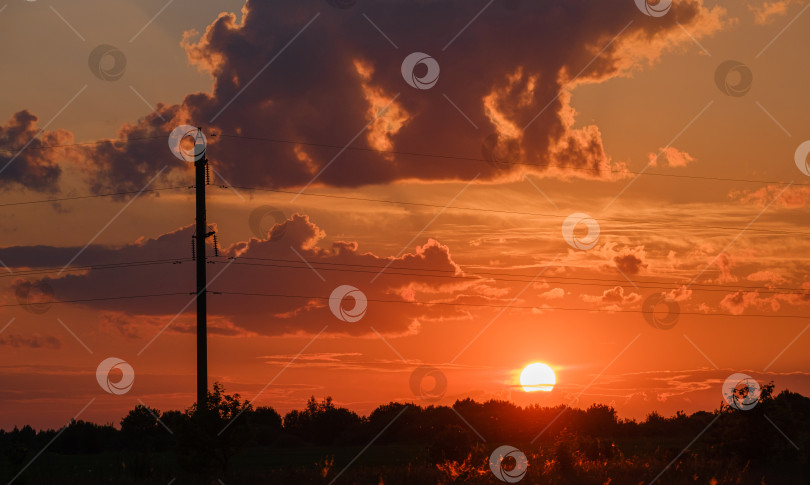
[1,0,809,431]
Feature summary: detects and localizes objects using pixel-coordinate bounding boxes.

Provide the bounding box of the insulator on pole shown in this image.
[191,237,196,261]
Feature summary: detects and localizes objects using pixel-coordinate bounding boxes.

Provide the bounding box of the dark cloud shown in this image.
[614,253,647,275]
[0,225,192,269]
[0,111,72,193]
[0,333,61,349]
[3,215,489,336]
[47,0,722,194]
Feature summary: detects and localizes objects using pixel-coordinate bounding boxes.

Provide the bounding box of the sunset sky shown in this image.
[1,0,809,431]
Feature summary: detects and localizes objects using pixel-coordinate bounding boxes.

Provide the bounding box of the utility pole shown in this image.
[194,128,212,412]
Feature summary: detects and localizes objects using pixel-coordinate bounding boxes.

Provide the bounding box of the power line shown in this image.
[0,134,168,154]
[221,255,805,291]
[214,185,810,237]
[0,185,193,208]
[0,258,192,279]
[0,292,189,309]
[215,290,810,320]
[209,258,810,296]
[215,132,807,188]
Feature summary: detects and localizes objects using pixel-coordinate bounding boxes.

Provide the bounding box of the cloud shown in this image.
[747,270,787,286]
[581,285,641,309]
[711,252,737,284]
[614,253,647,276]
[720,290,780,315]
[538,287,565,300]
[18,0,727,195]
[730,185,810,209]
[0,333,61,349]
[593,242,648,276]
[648,146,696,168]
[1,215,486,337]
[665,285,693,302]
[750,0,798,24]
[0,110,75,193]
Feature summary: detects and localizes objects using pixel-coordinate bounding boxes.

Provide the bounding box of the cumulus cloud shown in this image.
[16,0,727,195]
[538,287,565,300]
[593,242,648,276]
[711,252,737,284]
[2,215,489,337]
[581,285,641,309]
[665,285,693,302]
[648,146,696,168]
[720,290,780,315]
[747,270,787,286]
[730,185,810,209]
[0,110,75,193]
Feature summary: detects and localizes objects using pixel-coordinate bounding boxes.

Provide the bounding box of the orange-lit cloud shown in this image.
[648,146,697,168]
[750,0,798,24]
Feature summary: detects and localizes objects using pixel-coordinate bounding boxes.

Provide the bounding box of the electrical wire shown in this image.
[208,258,809,296]
[0,134,168,153]
[0,185,193,208]
[215,290,810,320]
[0,292,190,309]
[0,258,192,279]
[214,184,810,237]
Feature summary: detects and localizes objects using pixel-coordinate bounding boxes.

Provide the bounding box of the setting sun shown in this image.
[520,363,556,392]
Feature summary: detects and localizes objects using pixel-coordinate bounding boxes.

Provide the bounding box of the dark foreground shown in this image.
[2,384,808,484]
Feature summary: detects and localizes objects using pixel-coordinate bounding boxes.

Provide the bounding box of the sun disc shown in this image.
[520,362,555,392]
